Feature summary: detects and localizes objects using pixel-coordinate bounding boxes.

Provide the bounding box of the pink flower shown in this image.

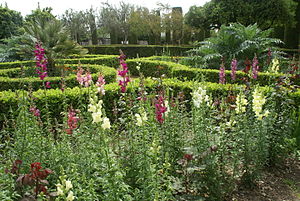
[219,62,226,84]
[155,95,167,124]
[45,81,51,89]
[66,108,79,135]
[230,59,237,81]
[118,51,130,93]
[252,56,259,79]
[96,74,106,95]
[76,67,92,87]
[34,42,48,81]
[30,106,40,117]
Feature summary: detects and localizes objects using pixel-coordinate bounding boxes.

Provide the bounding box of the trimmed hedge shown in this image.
[0,55,119,70]
[1,78,299,126]
[0,65,116,91]
[126,59,300,86]
[84,45,193,58]
[0,60,36,69]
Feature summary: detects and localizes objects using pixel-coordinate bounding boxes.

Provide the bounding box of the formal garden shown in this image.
[0,1,300,201]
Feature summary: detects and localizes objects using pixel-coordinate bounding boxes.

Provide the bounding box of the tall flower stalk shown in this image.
[155,95,167,124]
[118,51,130,93]
[34,42,48,80]
[219,62,226,84]
[230,58,237,81]
[252,56,259,79]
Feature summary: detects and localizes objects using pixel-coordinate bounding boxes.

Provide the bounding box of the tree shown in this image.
[25,7,55,23]
[0,5,23,40]
[185,0,297,30]
[61,9,88,44]
[85,7,98,45]
[100,2,134,44]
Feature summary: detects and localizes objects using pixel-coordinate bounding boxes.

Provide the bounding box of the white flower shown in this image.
[141,111,148,121]
[88,104,97,113]
[66,191,75,201]
[65,180,73,192]
[164,100,170,116]
[92,111,103,123]
[56,184,64,196]
[101,117,111,129]
[135,114,143,126]
[192,86,211,108]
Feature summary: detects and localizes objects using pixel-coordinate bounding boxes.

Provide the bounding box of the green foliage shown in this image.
[0,65,116,91]
[184,23,284,69]
[185,0,298,30]
[0,5,23,40]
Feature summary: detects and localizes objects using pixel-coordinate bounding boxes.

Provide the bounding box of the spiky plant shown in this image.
[184,23,284,69]
[23,17,87,74]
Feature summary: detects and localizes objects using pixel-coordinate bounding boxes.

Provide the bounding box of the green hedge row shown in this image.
[126,59,300,86]
[84,45,193,58]
[0,65,116,91]
[1,78,299,126]
[0,55,119,70]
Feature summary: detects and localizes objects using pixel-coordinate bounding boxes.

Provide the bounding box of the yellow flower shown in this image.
[236,93,248,114]
[56,184,64,196]
[66,191,75,201]
[252,88,268,120]
[65,180,73,192]
[101,117,111,129]
[135,114,143,126]
[92,111,103,123]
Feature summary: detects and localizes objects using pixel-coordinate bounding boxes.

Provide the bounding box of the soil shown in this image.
[231,158,300,201]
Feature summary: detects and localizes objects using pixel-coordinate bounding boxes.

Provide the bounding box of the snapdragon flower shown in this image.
[192,86,212,108]
[231,58,237,81]
[252,88,269,120]
[219,63,226,84]
[252,56,259,79]
[235,93,248,114]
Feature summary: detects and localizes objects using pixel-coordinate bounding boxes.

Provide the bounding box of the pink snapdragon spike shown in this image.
[76,67,92,87]
[155,95,167,124]
[30,106,40,117]
[66,108,79,135]
[34,42,48,81]
[219,62,226,84]
[96,74,106,95]
[230,58,237,81]
[118,51,130,93]
[45,81,51,89]
[252,56,259,79]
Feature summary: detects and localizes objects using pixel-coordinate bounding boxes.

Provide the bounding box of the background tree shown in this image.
[61,9,88,44]
[85,7,98,45]
[100,2,133,44]
[0,4,23,40]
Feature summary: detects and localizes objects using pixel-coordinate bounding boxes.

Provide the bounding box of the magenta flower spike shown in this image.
[155,95,167,124]
[118,51,130,93]
[230,59,237,81]
[34,42,48,81]
[219,62,226,84]
[252,56,259,79]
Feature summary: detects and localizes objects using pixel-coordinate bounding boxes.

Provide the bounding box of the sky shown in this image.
[0,0,209,16]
